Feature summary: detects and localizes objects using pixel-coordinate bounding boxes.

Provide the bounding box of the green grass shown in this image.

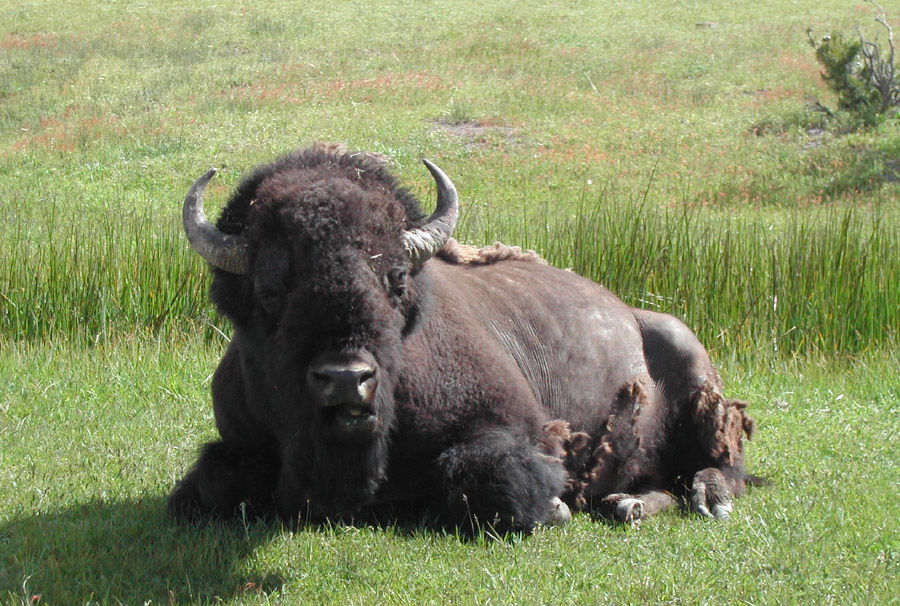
[2,0,898,354]
[1,341,896,604]
[1,0,899,603]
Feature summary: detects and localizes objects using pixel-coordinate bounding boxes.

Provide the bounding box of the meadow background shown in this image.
[1,0,898,603]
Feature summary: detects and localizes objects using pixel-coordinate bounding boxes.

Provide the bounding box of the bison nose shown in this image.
[307,354,379,408]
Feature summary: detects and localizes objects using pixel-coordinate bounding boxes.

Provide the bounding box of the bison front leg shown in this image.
[168,343,280,521]
[168,441,280,521]
[436,427,566,534]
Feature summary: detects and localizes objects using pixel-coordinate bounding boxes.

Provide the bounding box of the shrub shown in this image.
[807,2,899,126]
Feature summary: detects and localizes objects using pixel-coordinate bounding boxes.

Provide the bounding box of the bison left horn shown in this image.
[182,168,251,275]
[402,159,459,268]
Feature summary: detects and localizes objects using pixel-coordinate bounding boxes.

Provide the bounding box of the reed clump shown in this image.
[4,194,894,361]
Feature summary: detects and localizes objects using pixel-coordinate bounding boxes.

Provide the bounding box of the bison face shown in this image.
[224,191,414,445]
[181,152,456,451]
[258,246,408,444]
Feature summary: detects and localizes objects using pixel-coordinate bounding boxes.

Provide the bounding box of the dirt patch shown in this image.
[429,118,519,149]
[0,33,57,50]
[803,127,827,149]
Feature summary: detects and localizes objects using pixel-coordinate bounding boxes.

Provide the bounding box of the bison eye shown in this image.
[384,268,408,306]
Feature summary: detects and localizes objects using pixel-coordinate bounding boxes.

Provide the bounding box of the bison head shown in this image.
[180,147,457,513]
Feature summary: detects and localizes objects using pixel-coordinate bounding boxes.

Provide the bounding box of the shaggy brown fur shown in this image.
[438,238,547,266]
[691,383,757,468]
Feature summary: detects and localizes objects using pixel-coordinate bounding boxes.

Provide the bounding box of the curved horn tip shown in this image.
[199,166,218,183]
[420,158,458,204]
[421,158,444,177]
[185,168,218,197]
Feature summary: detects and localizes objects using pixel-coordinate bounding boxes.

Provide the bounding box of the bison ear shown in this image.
[210,270,255,325]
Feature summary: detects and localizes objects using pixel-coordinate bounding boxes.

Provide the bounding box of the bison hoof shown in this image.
[167,478,205,521]
[690,468,734,520]
[601,493,644,525]
[616,497,644,524]
[545,497,572,526]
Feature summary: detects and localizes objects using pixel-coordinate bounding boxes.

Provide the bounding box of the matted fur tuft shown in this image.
[691,382,756,468]
[438,238,547,266]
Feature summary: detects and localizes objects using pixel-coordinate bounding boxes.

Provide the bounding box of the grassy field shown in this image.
[1,0,898,603]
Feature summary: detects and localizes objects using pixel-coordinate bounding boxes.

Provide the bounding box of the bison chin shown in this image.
[276,349,398,520]
[282,407,394,521]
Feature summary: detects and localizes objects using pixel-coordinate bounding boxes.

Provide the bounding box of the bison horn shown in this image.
[402,159,459,267]
[182,168,250,275]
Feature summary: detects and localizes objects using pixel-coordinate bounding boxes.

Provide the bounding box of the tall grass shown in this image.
[1,203,212,343]
[3,185,896,359]
[464,192,899,360]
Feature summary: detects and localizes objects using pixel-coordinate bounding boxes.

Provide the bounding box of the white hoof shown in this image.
[615,497,644,524]
[689,469,734,520]
[546,497,572,526]
[711,501,733,519]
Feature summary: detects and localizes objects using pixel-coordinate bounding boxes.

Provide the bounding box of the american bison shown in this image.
[168,144,757,533]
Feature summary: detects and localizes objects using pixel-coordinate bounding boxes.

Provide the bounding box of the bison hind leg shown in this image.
[683,386,758,519]
[437,427,566,534]
[690,467,736,519]
[595,490,677,525]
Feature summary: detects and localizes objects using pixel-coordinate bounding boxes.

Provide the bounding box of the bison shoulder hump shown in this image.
[437,238,547,266]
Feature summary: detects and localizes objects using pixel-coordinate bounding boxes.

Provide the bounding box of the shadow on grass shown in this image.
[0,492,551,603]
[0,496,507,604]
[0,496,284,604]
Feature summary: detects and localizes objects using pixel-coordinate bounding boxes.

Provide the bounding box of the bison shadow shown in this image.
[0,495,515,603]
[0,496,285,604]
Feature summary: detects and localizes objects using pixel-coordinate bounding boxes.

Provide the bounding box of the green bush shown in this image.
[808,31,879,123]
[807,5,899,127]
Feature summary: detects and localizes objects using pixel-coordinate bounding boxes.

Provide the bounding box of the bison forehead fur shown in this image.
[168,144,758,534]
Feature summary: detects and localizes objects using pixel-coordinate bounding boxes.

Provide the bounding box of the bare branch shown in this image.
[861,0,898,112]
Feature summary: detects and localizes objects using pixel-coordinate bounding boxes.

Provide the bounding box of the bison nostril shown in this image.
[359,369,377,388]
[358,370,378,402]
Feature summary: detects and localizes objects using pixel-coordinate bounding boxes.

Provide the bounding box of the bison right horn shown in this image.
[402,159,459,268]
[182,168,251,275]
